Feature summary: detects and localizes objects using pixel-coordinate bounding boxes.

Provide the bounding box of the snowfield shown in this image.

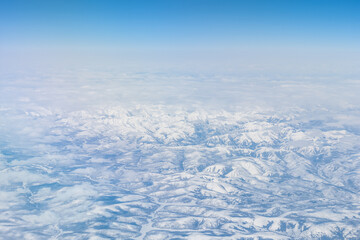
[1,70,360,239]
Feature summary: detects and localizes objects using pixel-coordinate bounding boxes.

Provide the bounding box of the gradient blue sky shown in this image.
[1,0,359,72]
[1,0,359,49]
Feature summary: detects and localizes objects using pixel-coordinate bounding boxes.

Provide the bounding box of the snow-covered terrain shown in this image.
[1,70,360,239]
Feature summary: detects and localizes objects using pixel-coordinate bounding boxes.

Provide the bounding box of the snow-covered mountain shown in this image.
[1,70,360,239]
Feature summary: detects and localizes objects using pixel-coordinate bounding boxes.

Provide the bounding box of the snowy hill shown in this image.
[1,104,360,239]
[0,71,360,239]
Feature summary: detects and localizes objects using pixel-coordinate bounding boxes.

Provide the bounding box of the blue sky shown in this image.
[1,0,359,50]
[1,0,359,72]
